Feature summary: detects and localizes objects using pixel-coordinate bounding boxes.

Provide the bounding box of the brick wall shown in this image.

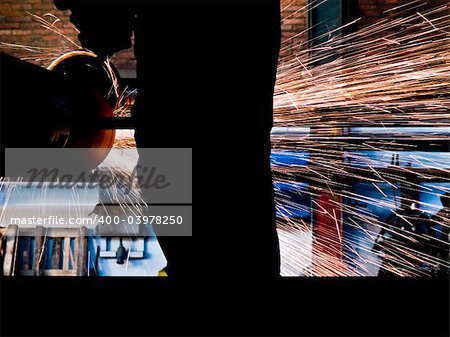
[0,0,136,74]
[0,0,309,73]
[357,0,448,28]
[280,0,309,58]
[0,0,75,55]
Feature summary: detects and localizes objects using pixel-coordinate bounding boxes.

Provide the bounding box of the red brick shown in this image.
[1,22,20,29]
[0,29,13,35]
[42,35,59,41]
[11,30,32,36]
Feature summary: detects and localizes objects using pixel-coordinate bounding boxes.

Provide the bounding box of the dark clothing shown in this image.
[430,208,450,275]
[53,0,281,277]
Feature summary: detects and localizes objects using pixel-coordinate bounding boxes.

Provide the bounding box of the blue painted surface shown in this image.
[419,183,450,216]
[271,151,309,167]
[87,227,167,276]
[349,127,450,135]
[345,151,450,169]
[0,184,5,206]
[273,181,311,218]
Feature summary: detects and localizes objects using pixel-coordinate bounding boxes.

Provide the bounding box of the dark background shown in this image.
[1,277,449,336]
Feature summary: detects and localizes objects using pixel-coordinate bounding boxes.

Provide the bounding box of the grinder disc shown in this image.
[48,51,119,170]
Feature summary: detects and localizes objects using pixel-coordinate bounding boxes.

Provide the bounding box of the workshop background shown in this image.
[1,0,446,72]
[1,0,449,277]
[0,0,310,76]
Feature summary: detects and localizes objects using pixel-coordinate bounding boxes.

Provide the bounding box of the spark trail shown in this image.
[274,1,450,276]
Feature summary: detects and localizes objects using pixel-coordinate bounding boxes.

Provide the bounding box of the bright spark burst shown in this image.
[274,1,450,276]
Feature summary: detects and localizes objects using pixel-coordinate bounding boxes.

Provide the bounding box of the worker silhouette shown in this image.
[429,192,450,275]
[53,0,281,279]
